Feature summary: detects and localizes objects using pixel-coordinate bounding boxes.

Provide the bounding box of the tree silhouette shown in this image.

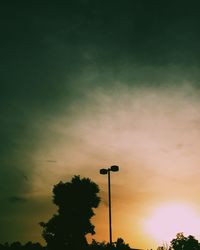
[10,242,22,250]
[170,233,200,250]
[115,238,131,250]
[88,238,131,250]
[40,175,100,250]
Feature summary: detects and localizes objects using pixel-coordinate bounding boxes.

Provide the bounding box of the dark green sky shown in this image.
[2,1,200,248]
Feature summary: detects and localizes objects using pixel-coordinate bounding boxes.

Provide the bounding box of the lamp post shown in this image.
[100,165,119,245]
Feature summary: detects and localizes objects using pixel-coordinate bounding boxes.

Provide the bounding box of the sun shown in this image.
[144,203,200,244]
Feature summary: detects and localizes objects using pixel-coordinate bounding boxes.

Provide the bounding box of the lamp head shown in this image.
[100,168,108,175]
[110,165,119,172]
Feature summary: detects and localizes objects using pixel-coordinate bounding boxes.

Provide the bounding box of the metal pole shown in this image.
[108,170,112,244]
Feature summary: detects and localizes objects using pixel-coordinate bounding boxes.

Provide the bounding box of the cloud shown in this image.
[8,196,27,204]
[28,82,200,197]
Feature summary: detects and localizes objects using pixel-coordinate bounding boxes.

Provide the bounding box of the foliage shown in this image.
[170,233,200,250]
[0,238,131,250]
[40,175,100,250]
[88,238,131,250]
[115,238,131,250]
[0,242,43,250]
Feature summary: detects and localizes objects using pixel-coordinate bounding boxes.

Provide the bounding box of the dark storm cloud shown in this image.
[2,1,200,109]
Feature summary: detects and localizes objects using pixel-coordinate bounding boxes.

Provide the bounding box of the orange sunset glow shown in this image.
[144,203,200,244]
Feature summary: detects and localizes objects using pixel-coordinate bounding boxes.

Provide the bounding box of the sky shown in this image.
[1,1,200,249]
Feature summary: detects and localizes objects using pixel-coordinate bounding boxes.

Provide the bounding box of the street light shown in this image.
[100,165,119,244]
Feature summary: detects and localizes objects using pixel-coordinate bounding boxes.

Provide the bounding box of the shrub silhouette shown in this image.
[88,238,131,250]
[0,242,43,250]
[40,175,100,250]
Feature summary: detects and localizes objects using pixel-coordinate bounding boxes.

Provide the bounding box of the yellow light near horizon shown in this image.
[144,203,200,244]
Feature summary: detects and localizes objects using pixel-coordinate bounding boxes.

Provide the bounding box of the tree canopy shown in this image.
[170,233,200,250]
[40,175,100,250]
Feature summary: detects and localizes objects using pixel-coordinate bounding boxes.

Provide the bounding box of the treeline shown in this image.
[89,239,131,250]
[0,242,43,250]
[0,238,131,250]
